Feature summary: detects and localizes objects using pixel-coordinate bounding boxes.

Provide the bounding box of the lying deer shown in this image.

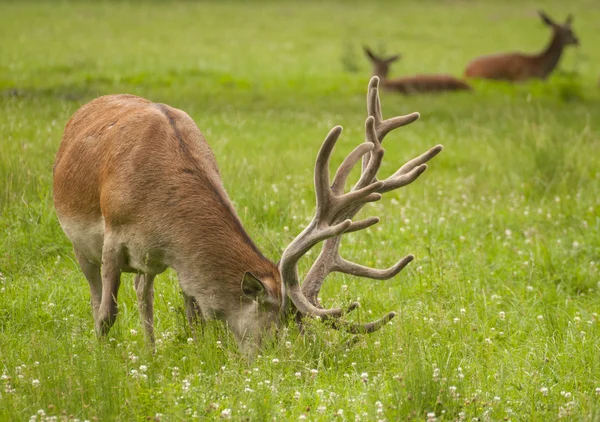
[364,47,472,94]
[53,77,442,354]
[464,11,579,81]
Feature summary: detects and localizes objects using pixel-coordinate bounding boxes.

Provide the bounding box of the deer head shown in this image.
[363,47,401,80]
[539,11,579,46]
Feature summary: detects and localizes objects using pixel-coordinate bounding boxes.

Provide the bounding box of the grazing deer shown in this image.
[364,47,472,94]
[53,77,442,354]
[464,11,579,82]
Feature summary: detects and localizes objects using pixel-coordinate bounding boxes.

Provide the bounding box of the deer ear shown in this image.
[565,14,573,26]
[538,10,554,26]
[241,272,267,302]
[363,46,377,61]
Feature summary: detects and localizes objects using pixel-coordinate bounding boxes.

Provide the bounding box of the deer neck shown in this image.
[167,186,274,305]
[536,31,565,79]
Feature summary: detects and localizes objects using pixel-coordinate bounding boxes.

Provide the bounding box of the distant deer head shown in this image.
[538,11,579,47]
[363,47,401,80]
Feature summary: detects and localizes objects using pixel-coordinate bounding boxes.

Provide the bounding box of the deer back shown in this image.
[53,94,281,294]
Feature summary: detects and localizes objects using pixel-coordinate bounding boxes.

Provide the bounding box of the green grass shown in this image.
[1,0,600,420]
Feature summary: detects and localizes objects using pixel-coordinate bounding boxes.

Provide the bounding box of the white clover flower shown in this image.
[526,285,534,292]
[499,311,505,320]
[316,389,324,395]
[220,408,232,419]
[130,329,137,336]
[272,358,279,364]
[460,308,466,314]
[310,369,318,376]
[537,315,544,321]
[139,365,147,373]
[484,338,492,345]
[360,372,368,381]
[31,379,40,388]
[294,372,301,378]
[187,337,194,344]
[595,387,600,395]
[540,387,548,396]
[294,391,301,399]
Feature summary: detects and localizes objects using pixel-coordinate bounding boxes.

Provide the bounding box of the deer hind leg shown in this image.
[134,273,156,344]
[74,248,102,322]
[183,293,205,338]
[96,236,123,337]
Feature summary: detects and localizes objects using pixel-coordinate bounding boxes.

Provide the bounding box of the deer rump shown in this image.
[383,74,472,94]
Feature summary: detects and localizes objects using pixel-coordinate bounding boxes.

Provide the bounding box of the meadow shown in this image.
[1,0,600,420]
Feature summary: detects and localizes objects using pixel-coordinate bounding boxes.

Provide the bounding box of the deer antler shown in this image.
[279,76,443,333]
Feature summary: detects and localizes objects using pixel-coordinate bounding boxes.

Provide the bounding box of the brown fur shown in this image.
[53,94,283,353]
[464,11,579,82]
[364,47,472,94]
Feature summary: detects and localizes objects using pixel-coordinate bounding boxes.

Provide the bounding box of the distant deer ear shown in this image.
[363,46,377,61]
[386,54,401,64]
[565,14,573,26]
[241,272,267,302]
[538,10,555,26]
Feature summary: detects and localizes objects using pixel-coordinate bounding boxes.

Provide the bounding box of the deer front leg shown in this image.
[96,238,123,337]
[134,273,156,344]
[184,293,204,338]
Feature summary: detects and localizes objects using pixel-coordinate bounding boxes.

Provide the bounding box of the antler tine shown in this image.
[331,311,397,334]
[367,76,420,141]
[333,254,414,280]
[331,142,374,195]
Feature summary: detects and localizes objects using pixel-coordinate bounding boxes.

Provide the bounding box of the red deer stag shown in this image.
[364,47,472,94]
[53,77,442,354]
[464,11,579,81]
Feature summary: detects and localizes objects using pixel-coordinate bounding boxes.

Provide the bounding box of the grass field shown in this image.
[1,0,600,420]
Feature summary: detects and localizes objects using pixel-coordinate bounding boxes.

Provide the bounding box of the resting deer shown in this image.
[364,47,472,94]
[464,11,579,82]
[53,77,442,354]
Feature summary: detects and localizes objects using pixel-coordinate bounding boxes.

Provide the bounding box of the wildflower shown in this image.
[221,408,232,419]
[453,317,460,324]
[526,285,534,292]
[130,329,137,336]
[272,358,279,364]
[460,308,466,314]
[187,337,194,344]
[484,338,492,345]
[294,391,301,399]
[317,405,327,413]
[595,387,600,395]
[299,415,307,421]
[317,389,324,395]
[31,379,40,388]
[360,372,368,382]
[540,387,549,396]
[139,365,147,373]
[537,315,544,321]
[294,372,301,378]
